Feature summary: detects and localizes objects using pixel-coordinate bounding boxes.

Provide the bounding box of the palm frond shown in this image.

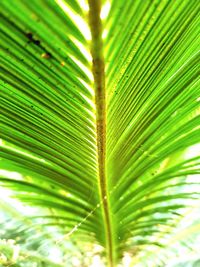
[0,0,199,266]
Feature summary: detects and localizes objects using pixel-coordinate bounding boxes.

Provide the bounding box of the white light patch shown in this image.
[122,253,132,267]
[0,187,37,215]
[102,29,108,39]
[79,0,89,12]
[56,0,91,40]
[12,244,20,262]
[185,144,200,159]
[0,170,23,181]
[100,1,111,20]
[69,55,93,81]
[69,35,92,62]
[90,255,104,267]
[47,247,63,264]
[78,78,94,96]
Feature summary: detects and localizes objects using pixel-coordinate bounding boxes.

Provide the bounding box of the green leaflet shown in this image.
[0,0,200,266]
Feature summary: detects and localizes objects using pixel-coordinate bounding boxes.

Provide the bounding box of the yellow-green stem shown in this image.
[88,1,114,266]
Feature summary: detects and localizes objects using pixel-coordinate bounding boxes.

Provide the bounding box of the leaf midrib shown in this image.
[88,0,114,266]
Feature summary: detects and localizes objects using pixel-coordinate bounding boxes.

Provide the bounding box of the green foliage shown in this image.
[0,0,199,266]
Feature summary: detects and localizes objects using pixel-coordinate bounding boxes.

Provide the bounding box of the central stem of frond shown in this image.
[88,1,114,266]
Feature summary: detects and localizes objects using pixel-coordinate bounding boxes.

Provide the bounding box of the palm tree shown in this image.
[0,0,199,266]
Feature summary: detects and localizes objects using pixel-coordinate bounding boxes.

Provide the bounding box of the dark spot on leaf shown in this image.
[25,32,41,47]
[33,39,40,46]
[26,32,33,41]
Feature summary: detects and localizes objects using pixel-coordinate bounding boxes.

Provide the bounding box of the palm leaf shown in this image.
[0,0,199,266]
